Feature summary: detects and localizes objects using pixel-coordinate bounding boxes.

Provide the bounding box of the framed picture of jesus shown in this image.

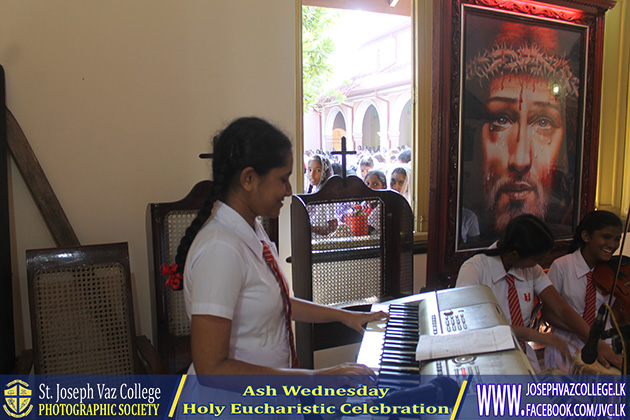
[427,0,614,288]
[458,6,587,250]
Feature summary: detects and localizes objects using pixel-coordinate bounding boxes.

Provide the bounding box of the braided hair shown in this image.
[569,210,622,253]
[174,117,292,281]
[485,214,554,258]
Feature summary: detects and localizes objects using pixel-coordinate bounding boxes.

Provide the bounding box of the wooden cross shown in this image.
[331,136,356,186]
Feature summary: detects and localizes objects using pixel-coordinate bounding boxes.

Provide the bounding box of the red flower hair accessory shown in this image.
[161,263,183,290]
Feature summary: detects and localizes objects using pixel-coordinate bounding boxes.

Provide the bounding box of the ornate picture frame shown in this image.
[427,0,615,288]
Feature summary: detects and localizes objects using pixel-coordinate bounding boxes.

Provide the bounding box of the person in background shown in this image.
[305,154,338,235]
[361,169,387,235]
[372,152,387,168]
[397,148,411,165]
[389,166,411,204]
[387,148,400,165]
[364,169,387,190]
[306,154,332,194]
[359,155,375,180]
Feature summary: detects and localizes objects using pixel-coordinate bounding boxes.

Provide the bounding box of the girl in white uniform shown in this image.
[163,117,387,419]
[173,117,385,374]
[544,210,623,373]
[456,214,621,373]
[168,117,386,417]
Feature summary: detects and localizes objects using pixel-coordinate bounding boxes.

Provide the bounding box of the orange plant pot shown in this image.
[349,214,368,236]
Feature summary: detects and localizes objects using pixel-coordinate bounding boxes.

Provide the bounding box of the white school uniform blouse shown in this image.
[544,249,612,373]
[456,245,552,372]
[183,201,290,374]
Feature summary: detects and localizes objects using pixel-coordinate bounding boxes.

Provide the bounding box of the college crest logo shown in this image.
[3,380,33,418]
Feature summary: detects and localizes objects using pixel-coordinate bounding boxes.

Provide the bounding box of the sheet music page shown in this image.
[415,325,516,361]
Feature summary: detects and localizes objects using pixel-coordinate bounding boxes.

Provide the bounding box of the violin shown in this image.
[592,255,630,326]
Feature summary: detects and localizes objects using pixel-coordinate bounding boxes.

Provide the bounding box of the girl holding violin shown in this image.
[544,210,624,373]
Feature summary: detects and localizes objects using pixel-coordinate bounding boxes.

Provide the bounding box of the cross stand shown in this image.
[331,136,356,187]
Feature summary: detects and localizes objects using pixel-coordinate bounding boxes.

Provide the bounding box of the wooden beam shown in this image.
[0,66,15,374]
[6,108,80,247]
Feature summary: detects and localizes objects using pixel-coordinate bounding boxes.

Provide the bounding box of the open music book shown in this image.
[415,325,516,361]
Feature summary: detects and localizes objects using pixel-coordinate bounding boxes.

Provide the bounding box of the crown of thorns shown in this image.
[466,43,579,99]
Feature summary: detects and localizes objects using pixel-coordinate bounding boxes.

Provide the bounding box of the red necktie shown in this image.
[583,271,596,325]
[505,274,526,352]
[261,241,300,368]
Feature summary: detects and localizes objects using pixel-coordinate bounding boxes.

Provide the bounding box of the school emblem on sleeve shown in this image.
[3,380,33,418]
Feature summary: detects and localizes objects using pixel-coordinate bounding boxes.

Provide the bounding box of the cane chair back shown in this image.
[148,180,278,373]
[148,181,211,373]
[26,243,148,374]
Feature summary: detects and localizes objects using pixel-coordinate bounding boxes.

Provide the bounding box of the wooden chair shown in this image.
[147,180,211,374]
[291,175,414,368]
[25,242,164,374]
[147,180,280,373]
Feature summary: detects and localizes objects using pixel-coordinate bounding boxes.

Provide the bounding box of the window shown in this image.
[299,0,431,239]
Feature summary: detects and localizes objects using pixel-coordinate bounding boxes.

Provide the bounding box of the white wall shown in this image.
[0,0,298,352]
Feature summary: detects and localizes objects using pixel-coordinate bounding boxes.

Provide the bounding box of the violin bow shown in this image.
[605,203,630,324]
